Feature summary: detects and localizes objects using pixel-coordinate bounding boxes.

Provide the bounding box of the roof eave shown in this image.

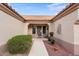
[0,3,26,23]
[50,3,79,23]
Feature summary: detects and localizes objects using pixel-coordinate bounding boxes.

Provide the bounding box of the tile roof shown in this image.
[22,15,54,21]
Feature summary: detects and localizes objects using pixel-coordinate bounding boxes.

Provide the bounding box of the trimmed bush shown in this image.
[7,35,32,54]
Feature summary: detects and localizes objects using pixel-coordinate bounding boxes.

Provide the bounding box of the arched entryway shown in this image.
[28,24,49,38]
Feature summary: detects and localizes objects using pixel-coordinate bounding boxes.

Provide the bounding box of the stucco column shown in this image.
[48,23,53,32]
[24,23,29,35]
[41,26,43,36]
[78,8,79,19]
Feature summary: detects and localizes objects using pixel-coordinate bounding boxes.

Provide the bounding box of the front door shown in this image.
[37,26,42,37]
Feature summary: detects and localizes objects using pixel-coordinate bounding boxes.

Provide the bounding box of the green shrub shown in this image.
[7,35,32,54]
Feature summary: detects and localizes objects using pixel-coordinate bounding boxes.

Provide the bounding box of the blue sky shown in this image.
[10,3,68,15]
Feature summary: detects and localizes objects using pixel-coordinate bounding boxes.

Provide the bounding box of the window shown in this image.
[32,26,36,34]
[43,26,46,34]
[57,24,61,34]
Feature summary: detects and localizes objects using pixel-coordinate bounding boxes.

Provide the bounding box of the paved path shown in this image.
[29,38,48,56]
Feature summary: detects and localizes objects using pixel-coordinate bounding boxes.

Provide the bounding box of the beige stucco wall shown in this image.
[74,25,79,45]
[74,24,79,55]
[0,10,25,46]
[74,9,79,55]
[52,9,78,55]
[52,9,78,44]
[48,23,53,32]
[24,23,29,35]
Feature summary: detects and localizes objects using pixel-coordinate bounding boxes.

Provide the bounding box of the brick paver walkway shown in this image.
[43,40,73,56]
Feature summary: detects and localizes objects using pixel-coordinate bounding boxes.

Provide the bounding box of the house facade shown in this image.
[23,16,54,37]
[0,3,25,46]
[0,3,79,55]
[50,4,79,55]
